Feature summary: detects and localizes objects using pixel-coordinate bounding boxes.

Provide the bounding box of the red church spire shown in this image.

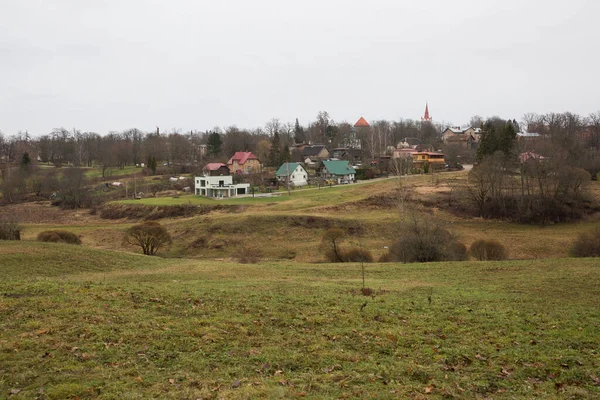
[422,103,432,122]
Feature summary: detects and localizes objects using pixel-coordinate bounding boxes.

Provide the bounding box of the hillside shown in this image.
[1,241,599,398]
[6,170,600,262]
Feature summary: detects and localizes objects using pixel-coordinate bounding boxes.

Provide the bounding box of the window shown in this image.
[219,180,224,187]
[200,180,206,187]
[292,174,295,179]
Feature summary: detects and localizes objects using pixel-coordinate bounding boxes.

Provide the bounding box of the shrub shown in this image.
[0,220,21,240]
[37,230,82,245]
[469,239,508,261]
[569,227,600,257]
[387,216,465,263]
[343,247,374,263]
[446,241,468,261]
[378,252,395,263]
[237,246,262,264]
[123,222,172,255]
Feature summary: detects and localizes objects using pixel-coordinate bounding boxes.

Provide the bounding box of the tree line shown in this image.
[0,111,453,174]
[466,112,600,223]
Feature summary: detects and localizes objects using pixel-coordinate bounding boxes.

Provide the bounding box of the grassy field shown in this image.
[1,241,599,399]
[83,165,142,179]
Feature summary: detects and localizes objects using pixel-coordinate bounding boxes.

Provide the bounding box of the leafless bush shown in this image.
[569,228,600,258]
[343,247,374,263]
[0,219,21,240]
[469,239,508,261]
[37,230,81,245]
[122,221,172,255]
[385,215,466,263]
[378,252,395,263]
[237,246,262,264]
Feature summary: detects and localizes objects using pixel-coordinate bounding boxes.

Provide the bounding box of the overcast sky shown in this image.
[1,0,599,135]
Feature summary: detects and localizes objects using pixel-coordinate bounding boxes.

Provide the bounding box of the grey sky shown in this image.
[1,0,598,135]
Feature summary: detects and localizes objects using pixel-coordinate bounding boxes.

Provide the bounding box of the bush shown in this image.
[237,246,262,264]
[569,228,600,257]
[343,247,374,263]
[37,230,82,245]
[446,241,468,261]
[387,216,465,263]
[0,220,21,240]
[123,222,172,255]
[469,239,508,261]
[378,252,395,263]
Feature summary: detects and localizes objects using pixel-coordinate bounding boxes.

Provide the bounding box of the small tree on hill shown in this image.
[123,221,172,255]
[320,228,346,262]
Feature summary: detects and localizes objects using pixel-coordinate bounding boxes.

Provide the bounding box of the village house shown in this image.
[195,170,250,199]
[202,162,230,176]
[411,152,446,170]
[331,147,363,164]
[397,137,423,149]
[276,162,308,187]
[442,127,477,148]
[302,145,330,165]
[227,151,261,174]
[319,160,356,184]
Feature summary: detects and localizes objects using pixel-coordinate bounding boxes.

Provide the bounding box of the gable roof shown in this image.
[354,117,370,128]
[228,151,258,165]
[276,162,303,177]
[302,145,329,157]
[203,162,228,171]
[322,160,356,175]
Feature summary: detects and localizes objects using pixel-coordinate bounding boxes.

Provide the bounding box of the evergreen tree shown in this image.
[476,120,517,161]
[21,152,31,167]
[281,143,291,163]
[207,131,222,156]
[147,156,157,175]
[294,118,305,144]
[268,131,281,167]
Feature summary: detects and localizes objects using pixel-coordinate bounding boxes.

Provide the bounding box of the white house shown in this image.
[276,162,308,187]
[194,175,250,198]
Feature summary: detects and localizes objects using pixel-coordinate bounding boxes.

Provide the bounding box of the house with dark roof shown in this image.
[276,162,308,187]
[227,151,261,174]
[319,160,357,184]
[332,148,363,163]
[202,163,230,176]
[302,145,330,164]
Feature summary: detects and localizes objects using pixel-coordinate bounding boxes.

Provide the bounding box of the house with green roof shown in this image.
[276,162,308,187]
[319,160,356,184]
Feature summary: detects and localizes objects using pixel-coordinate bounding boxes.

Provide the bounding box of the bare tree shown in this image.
[123,222,172,255]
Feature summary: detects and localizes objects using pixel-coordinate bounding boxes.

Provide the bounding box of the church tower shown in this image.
[421,103,432,122]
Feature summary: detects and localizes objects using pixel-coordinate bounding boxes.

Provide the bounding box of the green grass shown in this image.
[83,165,142,179]
[115,178,397,209]
[1,241,599,399]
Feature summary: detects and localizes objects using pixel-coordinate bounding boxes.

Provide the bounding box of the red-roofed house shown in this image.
[227,152,261,174]
[203,163,230,176]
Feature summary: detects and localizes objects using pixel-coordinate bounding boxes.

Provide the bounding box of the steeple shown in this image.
[421,103,432,122]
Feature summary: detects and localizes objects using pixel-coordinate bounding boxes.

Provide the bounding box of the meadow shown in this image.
[2,171,600,398]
